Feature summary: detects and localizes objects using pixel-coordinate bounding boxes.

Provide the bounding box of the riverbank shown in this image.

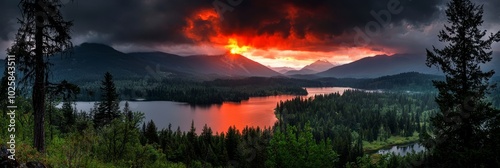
[362,132,420,154]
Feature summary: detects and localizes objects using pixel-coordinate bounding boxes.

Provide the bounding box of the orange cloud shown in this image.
[181,7,395,68]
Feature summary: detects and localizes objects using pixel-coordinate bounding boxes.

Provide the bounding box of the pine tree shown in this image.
[140,122,147,145]
[425,0,500,166]
[8,0,73,152]
[94,72,120,128]
[225,126,240,165]
[145,120,159,144]
[201,124,213,145]
[123,101,133,124]
[61,101,75,133]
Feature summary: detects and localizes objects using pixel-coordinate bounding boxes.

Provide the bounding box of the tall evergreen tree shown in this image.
[145,120,159,144]
[8,0,73,152]
[123,101,133,123]
[425,0,500,166]
[61,101,75,133]
[94,72,120,128]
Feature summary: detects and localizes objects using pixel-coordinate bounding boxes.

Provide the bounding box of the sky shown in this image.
[1,0,499,68]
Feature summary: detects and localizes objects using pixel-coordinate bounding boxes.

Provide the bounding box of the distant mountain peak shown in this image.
[284,60,336,75]
[269,66,298,74]
[302,59,335,72]
[314,59,330,63]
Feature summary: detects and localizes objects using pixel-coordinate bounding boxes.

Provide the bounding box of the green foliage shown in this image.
[46,130,97,167]
[266,124,338,168]
[144,120,160,145]
[347,152,430,168]
[362,132,420,152]
[14,142,46,165]
[0,94,182,167]
[96,108,144,162]
[60,101,75,133]
[157,123,272,167]
[45,102,169,167]
[275,90,437,166]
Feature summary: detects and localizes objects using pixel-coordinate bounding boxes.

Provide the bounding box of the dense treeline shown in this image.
[274,90,438,166]
[299,72,443,91]
[73,72,445,105]
[354,72,442,91]
[151,122,273,167]
[76,77,309,104]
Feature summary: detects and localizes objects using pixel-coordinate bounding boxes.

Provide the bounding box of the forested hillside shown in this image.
[273,90,438,166]
[77,77,309,104]
[74,72,447,105]
[315,72,442,91]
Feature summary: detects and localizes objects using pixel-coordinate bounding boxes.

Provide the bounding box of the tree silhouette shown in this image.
[94,72,120,128]
[8,0,73,152]
[60,101,75,133]
[144,120,159,144]
[425,0,500,166]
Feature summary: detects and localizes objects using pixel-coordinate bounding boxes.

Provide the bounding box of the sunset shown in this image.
[1,0,500,167]
[180,2,400,67]
[225,38,250,55]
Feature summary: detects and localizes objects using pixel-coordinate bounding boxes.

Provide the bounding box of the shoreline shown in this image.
[362,133,421,154]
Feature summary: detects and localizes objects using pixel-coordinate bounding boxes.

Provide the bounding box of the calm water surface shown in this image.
[71,87,352,133]
[377,143,426,156]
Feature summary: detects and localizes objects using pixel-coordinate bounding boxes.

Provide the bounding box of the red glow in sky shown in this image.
[182,8,393,68]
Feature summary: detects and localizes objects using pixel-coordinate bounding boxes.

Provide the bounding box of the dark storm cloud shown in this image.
[221,0,444,38]
[477,0,500,23]
[61,0,213,45]
[0,0,498,53]
[0,0,444,43]
[0,1,20,41]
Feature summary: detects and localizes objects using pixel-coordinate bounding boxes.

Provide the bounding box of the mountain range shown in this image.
[285,60,336,75]
[269,66,297,74]
[0,43,498,82]
[316,53,500,78]
[10,43,281,82]
[316,54,440,78]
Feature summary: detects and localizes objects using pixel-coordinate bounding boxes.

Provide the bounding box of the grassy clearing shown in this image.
[362,132,420,153]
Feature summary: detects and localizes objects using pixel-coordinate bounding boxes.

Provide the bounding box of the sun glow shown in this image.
[225,38,251,54]
[181,9,395,67]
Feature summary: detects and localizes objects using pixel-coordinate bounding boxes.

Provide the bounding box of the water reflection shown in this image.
[70,87,354,133]
[377,143,426,156]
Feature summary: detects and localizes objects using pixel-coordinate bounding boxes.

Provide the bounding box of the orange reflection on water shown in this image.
[206,96,287,134]
[203,87,353,133]
[71,88,353,134]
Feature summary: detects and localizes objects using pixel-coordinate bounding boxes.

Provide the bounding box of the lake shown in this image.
[70,87,353,133]
[377,143,426,156]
